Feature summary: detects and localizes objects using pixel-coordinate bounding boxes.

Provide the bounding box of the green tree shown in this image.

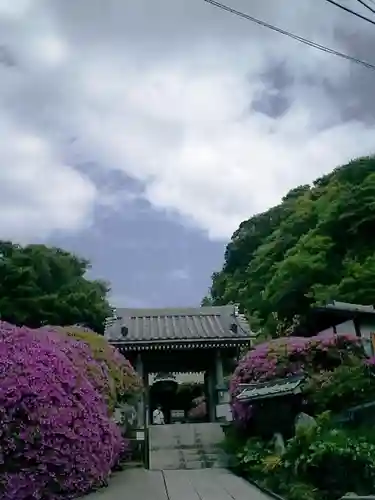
[0,242,111,332]
[206,155,375,336]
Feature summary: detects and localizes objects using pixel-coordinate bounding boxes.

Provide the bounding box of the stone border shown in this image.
[244,477,286,500]
[234,470,374,500]
[341,497,375,499]
[227,466,285,500]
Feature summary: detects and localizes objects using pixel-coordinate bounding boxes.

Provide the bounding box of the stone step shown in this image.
[148,423,226,470]
[150,450,227,470]
[122,461,144,469]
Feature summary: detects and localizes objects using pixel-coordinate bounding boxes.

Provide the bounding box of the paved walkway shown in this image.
[86,468,273,499]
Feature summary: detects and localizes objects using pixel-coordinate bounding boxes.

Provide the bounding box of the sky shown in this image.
[0,0,375,308]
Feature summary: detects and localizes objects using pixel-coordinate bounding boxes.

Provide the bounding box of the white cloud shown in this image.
[30,33,68,67]
[0,0,34,19]
[1,0,375,241]
[75,51,375,239]
[0,119,96,241]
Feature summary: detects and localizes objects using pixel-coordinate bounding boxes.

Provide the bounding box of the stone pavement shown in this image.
[85,468,273,499]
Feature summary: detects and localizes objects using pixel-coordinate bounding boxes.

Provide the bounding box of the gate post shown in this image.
[135,355,145,428]
[135,354,150,468]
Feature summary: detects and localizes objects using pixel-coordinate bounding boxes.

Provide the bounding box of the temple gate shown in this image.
[105,304,254,468]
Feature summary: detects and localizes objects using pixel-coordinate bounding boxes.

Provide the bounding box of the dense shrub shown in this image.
[51,326,142,413]
[228,416,375,500]
[283,423,375,498]
[187,396,207,421]
[306,359,375,413]
[230,333,364,426]
[39,325,111,411]
[176,382,204,401]
[0,322,124,500]
[175,382,204,414]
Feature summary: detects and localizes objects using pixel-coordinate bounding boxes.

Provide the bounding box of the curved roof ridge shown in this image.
[105,304,254,345]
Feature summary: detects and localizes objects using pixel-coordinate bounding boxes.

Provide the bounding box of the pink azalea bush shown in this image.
[47,325,142,413]
[39,325,111,410]
[230,333,364,427]
[0,322,125,500]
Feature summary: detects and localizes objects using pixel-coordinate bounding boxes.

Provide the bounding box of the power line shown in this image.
[324,0,375,26]
[203,0,375,71]
[355,0,375,15]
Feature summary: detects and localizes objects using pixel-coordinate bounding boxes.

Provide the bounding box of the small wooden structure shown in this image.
[105,305,254,426]
[236,375,306,439]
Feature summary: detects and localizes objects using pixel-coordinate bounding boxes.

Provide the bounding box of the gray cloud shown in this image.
[0,0,374,241]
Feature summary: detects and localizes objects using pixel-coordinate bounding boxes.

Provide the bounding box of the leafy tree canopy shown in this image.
[0,242,111,332]
[205,155,375,336]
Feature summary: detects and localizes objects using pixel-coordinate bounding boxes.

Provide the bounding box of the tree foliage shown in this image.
[206,156,375,335]
[0,242,112,333]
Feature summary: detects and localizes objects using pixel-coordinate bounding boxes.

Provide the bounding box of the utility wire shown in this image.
[355,0,375,15]
[204,0,375,71]
[324,0,375,26]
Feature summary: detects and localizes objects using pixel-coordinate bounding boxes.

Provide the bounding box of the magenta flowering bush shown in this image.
[38,325,111,410]
[45,325,142,413]
[0,322,124,500]
[230,333,364,426]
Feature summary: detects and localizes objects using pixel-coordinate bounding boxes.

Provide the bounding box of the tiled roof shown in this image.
[105,305,252,345]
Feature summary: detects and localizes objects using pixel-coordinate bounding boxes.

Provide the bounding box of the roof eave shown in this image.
[110,337,252,351]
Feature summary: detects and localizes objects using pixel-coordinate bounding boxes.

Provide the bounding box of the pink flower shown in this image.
[0,322,125,500]
[230,332,365,427]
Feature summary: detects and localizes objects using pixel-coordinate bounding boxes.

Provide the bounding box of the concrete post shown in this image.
[135,354,145,428]
[204,371,209,420]
[215,349,224,404]
[209,365,217,422]
[205,368,216,422]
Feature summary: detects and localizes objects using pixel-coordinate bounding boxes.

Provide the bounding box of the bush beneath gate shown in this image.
[0,322,124,500]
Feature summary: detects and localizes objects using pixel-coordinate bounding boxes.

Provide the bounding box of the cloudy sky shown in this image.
[0,0,374,308]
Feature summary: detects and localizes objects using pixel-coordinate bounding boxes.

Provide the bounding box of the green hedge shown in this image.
[224,415,375,500]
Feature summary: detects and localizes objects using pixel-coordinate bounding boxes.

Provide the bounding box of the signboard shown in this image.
[237,375,305,402]
[216,403,233,421]
[171,410,185,421]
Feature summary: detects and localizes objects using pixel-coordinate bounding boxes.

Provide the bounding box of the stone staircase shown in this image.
[149,423,227,470]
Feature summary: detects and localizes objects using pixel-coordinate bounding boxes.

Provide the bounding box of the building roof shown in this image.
[294,301,375,336]
[105,304,253,350]
[321,301,375,314]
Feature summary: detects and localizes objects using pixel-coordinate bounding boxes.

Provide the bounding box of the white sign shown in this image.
[136,431,145,441]
[171,410,185,419]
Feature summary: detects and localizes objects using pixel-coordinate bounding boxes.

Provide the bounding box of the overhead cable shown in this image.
[355,0,375,15]
[324,0,375,26]
[203,0,375,71]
